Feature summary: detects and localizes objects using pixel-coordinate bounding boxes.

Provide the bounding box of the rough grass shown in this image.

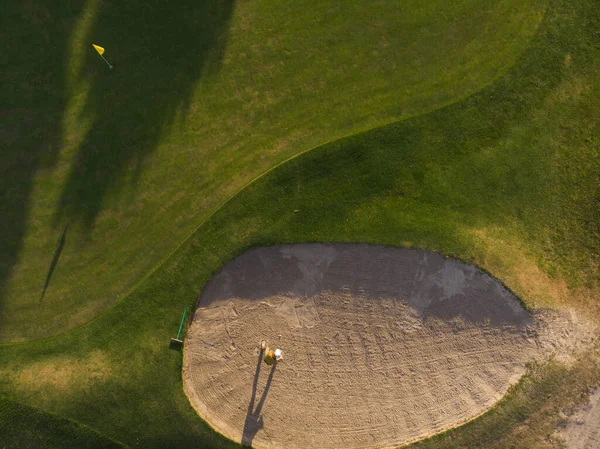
[0,0,546,342]
[0,0,599,448]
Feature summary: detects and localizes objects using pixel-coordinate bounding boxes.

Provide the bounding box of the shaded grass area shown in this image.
[0,396,125,449]
[0,0,546,342]
[0,0,85,335]
[53,0,236,230]
[1,0,236,340]
[0,0,598,448]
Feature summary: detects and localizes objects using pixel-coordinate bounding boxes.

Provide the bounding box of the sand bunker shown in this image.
[183,244,551,449]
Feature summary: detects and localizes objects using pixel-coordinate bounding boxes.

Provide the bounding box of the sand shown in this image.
[559,387,600,449]
[182,244,581,449]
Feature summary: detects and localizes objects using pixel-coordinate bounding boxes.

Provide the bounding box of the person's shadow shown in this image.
[241,348,277,447]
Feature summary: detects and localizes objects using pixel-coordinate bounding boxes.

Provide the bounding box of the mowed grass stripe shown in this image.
[1,0,599,448]
[1,0,546,342]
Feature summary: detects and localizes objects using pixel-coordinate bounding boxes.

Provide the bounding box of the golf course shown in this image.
[1,0,599,447]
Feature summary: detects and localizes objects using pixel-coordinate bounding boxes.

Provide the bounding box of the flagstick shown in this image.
[100,54,113,70]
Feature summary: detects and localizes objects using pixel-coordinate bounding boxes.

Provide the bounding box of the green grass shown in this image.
[1,0,599,448]
[0,396,125,449]
[1,0,546,342]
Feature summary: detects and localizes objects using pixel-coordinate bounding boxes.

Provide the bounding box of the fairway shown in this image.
[1,0,599,448]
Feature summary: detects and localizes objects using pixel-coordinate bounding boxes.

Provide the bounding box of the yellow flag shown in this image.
[92,44,105,55]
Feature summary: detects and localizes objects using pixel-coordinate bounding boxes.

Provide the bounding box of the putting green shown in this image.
[1,0,545,342]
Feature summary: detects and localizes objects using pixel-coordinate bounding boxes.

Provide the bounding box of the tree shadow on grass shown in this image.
[0,0,236,326]
[53,0,236,231]
[0,0,87,326]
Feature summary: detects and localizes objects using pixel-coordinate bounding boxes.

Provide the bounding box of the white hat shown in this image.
[274,348,282,359]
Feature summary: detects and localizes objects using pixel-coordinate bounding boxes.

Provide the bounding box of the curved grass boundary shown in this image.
[0,1,549,348]
[0,0,598,447]
[1,0,549,343]
[0,78,527,349]
[0,396,126,449]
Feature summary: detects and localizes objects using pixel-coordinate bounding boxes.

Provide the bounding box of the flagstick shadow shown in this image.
[41,223,68,301]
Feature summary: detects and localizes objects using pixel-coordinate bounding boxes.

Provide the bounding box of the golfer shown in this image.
[261,340,283,365]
